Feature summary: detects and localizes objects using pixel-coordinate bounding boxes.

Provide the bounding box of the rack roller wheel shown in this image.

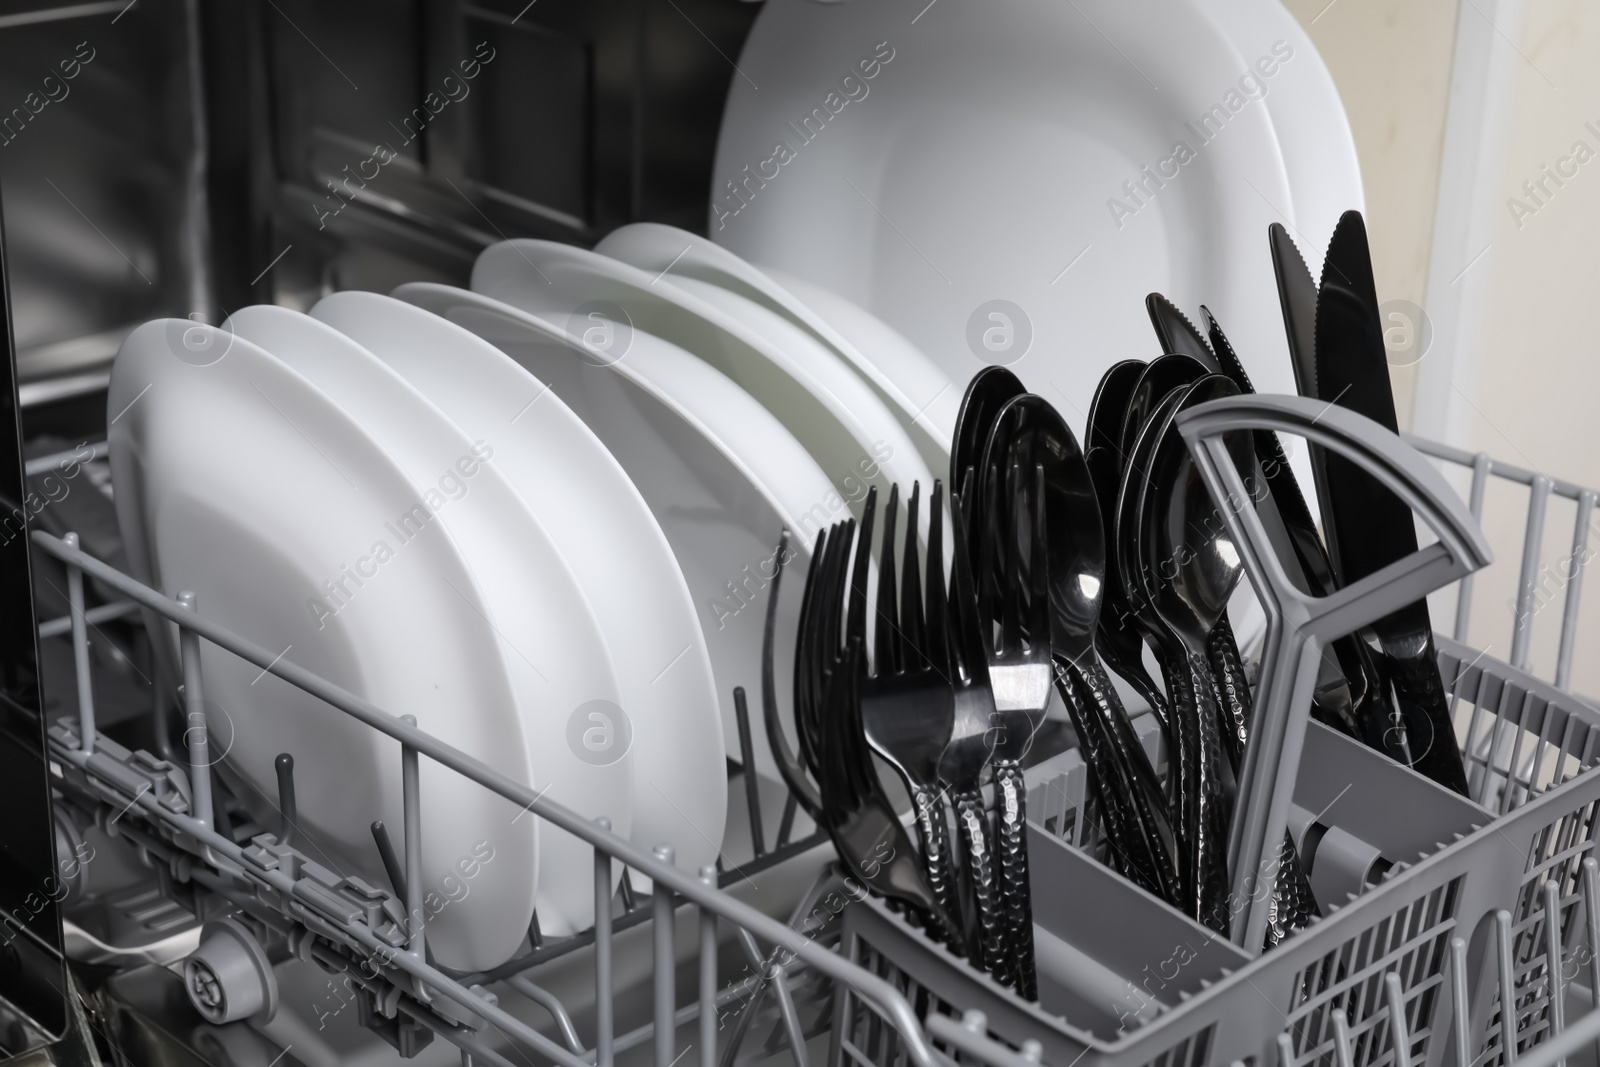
[183,917,278,1024]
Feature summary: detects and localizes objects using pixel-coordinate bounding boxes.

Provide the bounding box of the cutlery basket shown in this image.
[832,635,1600,1067]
[830,398,1600,1067]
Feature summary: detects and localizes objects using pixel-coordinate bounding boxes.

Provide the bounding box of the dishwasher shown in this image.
[4,4,1600,1067]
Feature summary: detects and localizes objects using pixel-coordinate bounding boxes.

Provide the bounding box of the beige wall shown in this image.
[1280,0,1463,431]
[1278,0,1600,695]
[1442,1,1600,691]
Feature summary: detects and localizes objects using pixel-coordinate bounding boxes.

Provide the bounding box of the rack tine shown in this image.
[371,820,406,898]
[732,688,765,857]
[1331,1009,1354,1067]
[1385,972,1413,1067]
[595,818,614,1067]
[1498,909,1519,1065]
[698,865,717,1067]
[761,528,821,821]
[63,533,96,758]
[1450,935,1471,1067]
[1583,857,1600,1063]
[400,713,425,967]
[177,591,212,832]
[275,753,298,846]
[653,844,676,1067]
[1544,880,1567,1066]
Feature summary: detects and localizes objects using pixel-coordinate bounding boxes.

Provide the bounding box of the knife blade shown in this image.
[1312,211,1469,794]
[1145,293,1221,372]
[1269,223,1319,401]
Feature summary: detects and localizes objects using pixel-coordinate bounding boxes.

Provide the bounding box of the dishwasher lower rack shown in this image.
[30,527,940,1067]
[29,398,1600,1067]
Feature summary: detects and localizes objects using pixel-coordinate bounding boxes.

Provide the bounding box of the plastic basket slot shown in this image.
[1520,797,1600,893]
[1135,1027,1213,1067]
[1283,878,1461,1067]
[1441,637,1600,813]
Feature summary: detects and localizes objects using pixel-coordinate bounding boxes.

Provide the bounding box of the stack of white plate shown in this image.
[106,0,1358,970]
[106,224,963,973]
[709,0,1362,425]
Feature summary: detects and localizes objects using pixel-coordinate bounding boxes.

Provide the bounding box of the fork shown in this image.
[853,483,964,955]
[943,479,1008,978]
[977,460,1051,996]
[800,521,962,944]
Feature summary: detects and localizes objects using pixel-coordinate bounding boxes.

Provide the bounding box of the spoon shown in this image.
[1120,354,1213,461]
[1119,376,1243,929]
[1085,362,1175,749]
[987,394,1180,904]
[951,367,1025,534]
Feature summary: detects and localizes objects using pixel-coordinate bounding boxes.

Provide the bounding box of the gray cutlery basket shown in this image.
[832,636,1600,1067]
[831,394,1600,1067]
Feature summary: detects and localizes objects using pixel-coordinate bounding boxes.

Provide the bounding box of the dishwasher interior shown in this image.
[0,2,783,1063]
[12,5,1600,1067]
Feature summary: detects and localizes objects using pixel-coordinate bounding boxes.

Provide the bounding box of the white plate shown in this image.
[593,222,958,473]
[223,306,631,938]
[711,0,1301,431]
[471,239,934,527]
[108,321,536,970]
[310,291,727,880]
[1194,0,1364,258]
[393,283,826,787]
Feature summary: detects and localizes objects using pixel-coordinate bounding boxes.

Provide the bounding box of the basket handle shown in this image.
[1174,393,1491,953]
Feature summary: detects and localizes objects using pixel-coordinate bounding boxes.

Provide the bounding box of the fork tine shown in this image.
[1000,457,1024,656]
[830,520,856,658]
[817,522,855,804]
[927,480,950,675]
[847,490,877,652]
[795,527,827,769]
[901,482,925,669]
[1028,462,1051,652]
[948,492,988,683]
[842,637,874,803]
[875,485,900,676]
[978,460,1001,651]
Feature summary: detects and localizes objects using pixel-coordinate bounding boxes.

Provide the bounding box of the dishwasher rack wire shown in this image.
[1404,434,1600,692]
[31,527,936,1067]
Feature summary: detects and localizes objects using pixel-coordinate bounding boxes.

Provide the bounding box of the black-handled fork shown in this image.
[799,521,962,945]
[976,460,1051,998]
[854,483,965,956]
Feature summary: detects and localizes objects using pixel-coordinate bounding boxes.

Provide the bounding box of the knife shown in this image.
[1269,223,1320,402]
[1145,294,1363,737]
[1311,211,1470,794]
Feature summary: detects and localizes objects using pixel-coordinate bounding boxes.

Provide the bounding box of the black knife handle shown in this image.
[953,786,1005,979]
[1382,636,1471,796]
[1070,659,1181,905]
[992,760,1036,999]
[910,782,965,955]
